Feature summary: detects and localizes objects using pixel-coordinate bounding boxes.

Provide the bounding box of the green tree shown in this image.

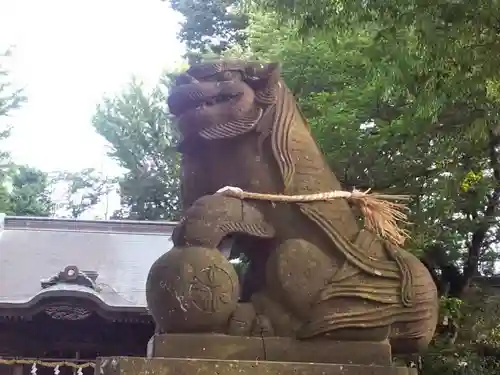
[172,0,500,366]
[7,165,53,216]
[0,49,25,119]
[52,168,117,219]
[230,5,499,298]
[92,76,181,221]
[0,50,58,217]
[168,0,248,62]
[225,4,500,371]
[0,48,27,214]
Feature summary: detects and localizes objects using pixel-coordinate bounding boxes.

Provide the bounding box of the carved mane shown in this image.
[270,82,296,190]
[265,79,414,307]
[264,78,316,192]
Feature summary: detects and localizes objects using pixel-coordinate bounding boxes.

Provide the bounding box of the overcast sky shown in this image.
[0,0,184,218]
[0,0,184,177]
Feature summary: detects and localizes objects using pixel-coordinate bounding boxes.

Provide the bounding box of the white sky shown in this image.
[0,0,184,176]
[0,0,184,218]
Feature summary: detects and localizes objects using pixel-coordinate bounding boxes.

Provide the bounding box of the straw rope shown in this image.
[216,186,411,246]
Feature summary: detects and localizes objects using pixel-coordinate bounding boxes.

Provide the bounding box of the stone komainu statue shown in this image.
[146,60,439,354]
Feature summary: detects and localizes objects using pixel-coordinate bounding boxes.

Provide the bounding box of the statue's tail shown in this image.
[296,252,438,342]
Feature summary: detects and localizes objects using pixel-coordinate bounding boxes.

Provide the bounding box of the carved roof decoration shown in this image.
[44,304,93,320]
[41,265,101,291]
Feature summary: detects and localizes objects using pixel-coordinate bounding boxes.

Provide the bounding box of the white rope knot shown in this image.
[216,186,244,196]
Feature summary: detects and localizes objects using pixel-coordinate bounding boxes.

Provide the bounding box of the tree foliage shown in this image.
[0,49,26,119]
[92,77,181,221]
[52,168,117,219]
[0,49,24,213]
[231,5,500,298]
[7,165,54,216]
[168,0,248,62]
[174,0,500,371]
[0,49,55,217]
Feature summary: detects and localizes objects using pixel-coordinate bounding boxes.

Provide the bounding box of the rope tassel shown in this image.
[216,186,411,247]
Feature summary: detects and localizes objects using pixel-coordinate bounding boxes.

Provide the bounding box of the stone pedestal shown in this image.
[151,333,392,365]
[97,357,416,375]
[97,333,416,375]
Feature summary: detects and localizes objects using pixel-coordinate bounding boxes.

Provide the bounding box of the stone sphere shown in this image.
[146,246,240,333]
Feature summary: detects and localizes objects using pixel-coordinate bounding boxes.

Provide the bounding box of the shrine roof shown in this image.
[0,215,176,316]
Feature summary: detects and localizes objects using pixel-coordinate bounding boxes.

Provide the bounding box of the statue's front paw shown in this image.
[228,303,275,337]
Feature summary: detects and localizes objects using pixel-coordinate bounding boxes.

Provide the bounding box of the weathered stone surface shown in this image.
[146,246,239,334]
[152,334,391,365]
[97,357,417,375]
[146,59,439,355]
[152,333,391,366]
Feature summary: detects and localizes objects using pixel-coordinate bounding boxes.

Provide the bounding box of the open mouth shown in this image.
[192,93,239,112]
[167,81,244,118]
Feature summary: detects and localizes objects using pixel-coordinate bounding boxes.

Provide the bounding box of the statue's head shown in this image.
[167,60,281,146]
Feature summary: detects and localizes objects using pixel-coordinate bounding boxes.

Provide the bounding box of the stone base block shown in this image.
[97,357,416,375]
[151,333,391,366]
